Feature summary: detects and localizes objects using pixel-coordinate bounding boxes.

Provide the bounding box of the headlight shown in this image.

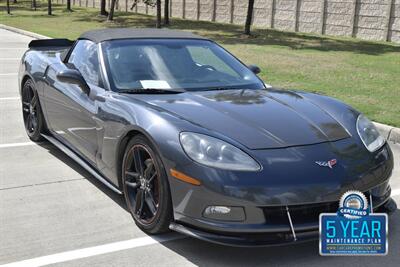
[356,114,385,152]
[179,132,261,171]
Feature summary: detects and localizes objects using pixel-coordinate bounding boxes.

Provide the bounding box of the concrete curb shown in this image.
[0,24,49,40]
[1,24,399,144]
[374,122,400,144]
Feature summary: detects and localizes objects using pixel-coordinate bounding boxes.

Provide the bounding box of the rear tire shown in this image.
[21,79,45,142]
[122,135,173,234]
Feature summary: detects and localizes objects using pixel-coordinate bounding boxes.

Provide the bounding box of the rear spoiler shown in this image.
[28,39,74,48]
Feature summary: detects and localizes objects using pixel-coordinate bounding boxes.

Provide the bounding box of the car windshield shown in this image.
[101,39,264,92]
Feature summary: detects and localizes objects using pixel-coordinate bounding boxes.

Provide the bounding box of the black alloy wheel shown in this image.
[21,79,44,141]
[122,135,172,234]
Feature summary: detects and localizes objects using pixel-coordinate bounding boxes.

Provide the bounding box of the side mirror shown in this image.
[57,69,90,94]
[248,64,261,75]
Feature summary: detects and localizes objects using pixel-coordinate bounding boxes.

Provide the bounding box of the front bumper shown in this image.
[171,194,396,247]
[167,141,394,246]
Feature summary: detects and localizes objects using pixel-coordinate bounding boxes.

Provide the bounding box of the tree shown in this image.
[6,0,11,15]
[48,0,52,15]
[164,0,169,25]
[66,0,72,12]
[244,0,255,35]
[108,0,116,20]
[100,0,108,16]
[127,1,162,27]
[156,0,161,28]
[32,0,37,11]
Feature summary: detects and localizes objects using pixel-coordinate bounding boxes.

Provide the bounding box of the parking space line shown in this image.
[0,178,85,191]
[0,73,18,76]
[392,188,400,197]
[0,234,184,267]
[0,97,20,101]
[0,142,35,149]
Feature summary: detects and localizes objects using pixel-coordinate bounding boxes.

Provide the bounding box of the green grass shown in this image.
[1,1,400,126]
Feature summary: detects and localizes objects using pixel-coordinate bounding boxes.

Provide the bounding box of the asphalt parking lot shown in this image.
[0,28,399,267]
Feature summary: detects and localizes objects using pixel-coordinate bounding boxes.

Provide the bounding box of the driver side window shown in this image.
[68,40,101,87]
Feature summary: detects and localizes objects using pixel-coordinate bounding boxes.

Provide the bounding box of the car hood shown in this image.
[136,89,351,149]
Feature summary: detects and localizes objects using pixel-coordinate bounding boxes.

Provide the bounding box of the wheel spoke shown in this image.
[31,93,38,108]
[145,192,157,216]
[133,148,144,175]
[126,181,138,189]
[26,86,32,101]
[22,91,30,114]
[125,153,134,171]
[31,114,37,130]
[26,114,32,131]
[144,159,156,181]
[125,171,139,189]
[147,172,157,183]
[125,171,139,181]
[134,189,145,216]
[144,159,153,169]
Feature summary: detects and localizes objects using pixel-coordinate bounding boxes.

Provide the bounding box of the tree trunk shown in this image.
[164,0,169,25]
[48,0,52,15]
[13,0,17,4]
[67,0,72,11]
[156,0,161,28]
[100,0,108,16]
[244,0,255,35]
[108,0,116,20]
[6,0,11,14]
[32,0,37,11]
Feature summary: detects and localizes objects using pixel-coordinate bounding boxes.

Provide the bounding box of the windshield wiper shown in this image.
[203,86,244,91]
[118,88,185,94]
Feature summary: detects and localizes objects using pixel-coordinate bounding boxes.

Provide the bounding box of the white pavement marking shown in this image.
[0,58,20,60]
[391,188,400,197]
[0,234,184,267]
[0,142,35,149]
[0,97,20,101]
[0,73,18,76]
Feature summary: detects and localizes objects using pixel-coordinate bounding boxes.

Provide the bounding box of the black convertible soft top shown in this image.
[79,28,208,43]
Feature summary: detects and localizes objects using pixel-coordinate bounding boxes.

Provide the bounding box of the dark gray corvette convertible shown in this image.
[19,28,396,246]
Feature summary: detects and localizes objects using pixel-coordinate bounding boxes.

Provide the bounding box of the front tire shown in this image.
[21,79,45,142]
[122,135,173,234]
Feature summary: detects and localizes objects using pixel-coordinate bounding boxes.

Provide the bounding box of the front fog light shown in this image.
[203,206,245,221]
[205,206,231,214]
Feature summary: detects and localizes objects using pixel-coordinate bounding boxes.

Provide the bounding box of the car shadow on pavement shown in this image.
[37,141,128,212]
[158,210,399,267]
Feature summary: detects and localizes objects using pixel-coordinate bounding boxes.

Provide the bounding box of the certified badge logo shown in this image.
[338,191,369,219]
[319,190,388,256]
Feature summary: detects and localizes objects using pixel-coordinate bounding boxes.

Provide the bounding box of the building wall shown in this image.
[65,0,400,43]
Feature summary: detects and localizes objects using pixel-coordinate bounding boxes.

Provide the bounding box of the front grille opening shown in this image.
[263,201,339,225]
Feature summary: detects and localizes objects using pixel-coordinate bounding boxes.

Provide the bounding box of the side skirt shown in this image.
[42,134,122,195]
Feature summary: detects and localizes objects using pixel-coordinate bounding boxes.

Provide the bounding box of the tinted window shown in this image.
[102,39,264,92]
[68,40,101,86]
